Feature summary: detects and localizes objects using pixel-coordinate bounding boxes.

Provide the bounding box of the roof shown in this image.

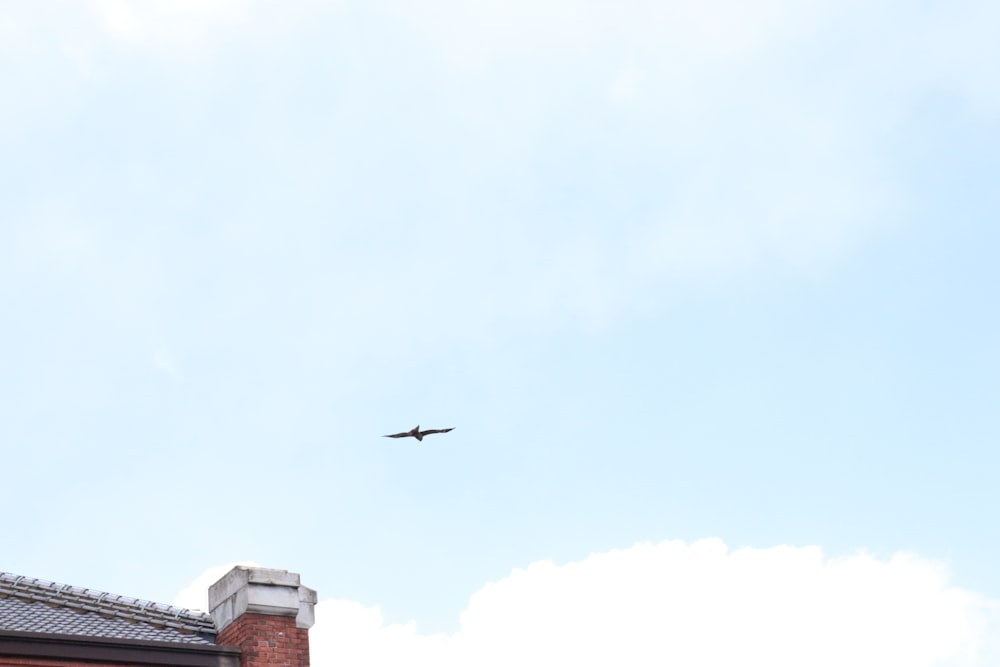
[0,572,217,645]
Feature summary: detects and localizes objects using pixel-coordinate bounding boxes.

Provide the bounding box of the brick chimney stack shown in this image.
[209,567,317,667]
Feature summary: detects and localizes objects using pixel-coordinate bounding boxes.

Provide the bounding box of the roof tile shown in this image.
[0,572,216,645]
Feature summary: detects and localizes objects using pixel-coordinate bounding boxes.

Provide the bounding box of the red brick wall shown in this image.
[217,614,309,667]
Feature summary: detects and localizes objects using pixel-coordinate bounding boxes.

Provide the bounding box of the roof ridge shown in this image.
[0,572,215,635]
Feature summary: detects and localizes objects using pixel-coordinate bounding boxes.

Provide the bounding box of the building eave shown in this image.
[0,629,241,667]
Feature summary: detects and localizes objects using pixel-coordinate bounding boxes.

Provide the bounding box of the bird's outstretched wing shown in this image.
[419,427,455,437]
[383,431,412,438]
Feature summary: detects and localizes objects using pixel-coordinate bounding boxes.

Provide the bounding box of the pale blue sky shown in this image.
[2,0,999,657]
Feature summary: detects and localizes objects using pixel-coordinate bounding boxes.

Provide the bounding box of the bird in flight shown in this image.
[383,425,455,442]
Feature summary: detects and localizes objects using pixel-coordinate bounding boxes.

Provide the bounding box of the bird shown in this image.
[383,425,455,442]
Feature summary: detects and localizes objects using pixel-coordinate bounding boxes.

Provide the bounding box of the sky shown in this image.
[2,1,1000,665]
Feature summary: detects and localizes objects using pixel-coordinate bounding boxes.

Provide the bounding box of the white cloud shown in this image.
[87,0,251,50]
[0,1,335,59]
[381,0,834,77]
[609,63,645,103]
[152,349,180,378]
[173,560,258,612]
[312,600,451,667]
[180,541,998,667]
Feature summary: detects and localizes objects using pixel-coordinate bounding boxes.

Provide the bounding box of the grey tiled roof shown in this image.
[0,572,216,645]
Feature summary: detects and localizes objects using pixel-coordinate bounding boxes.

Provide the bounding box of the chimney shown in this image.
[209,567,317,667]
